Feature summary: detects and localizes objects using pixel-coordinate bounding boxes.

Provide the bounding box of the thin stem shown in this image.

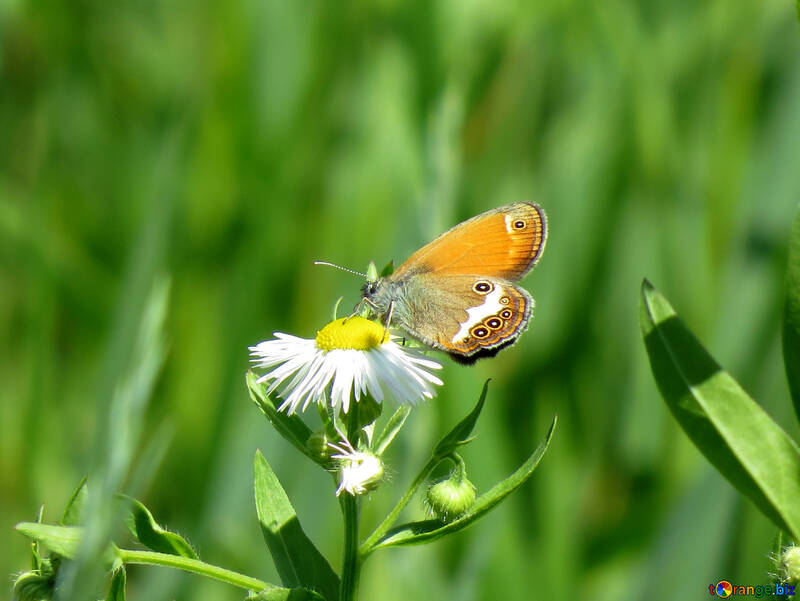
[359,454,439,556]
[339,494,361,601]
[340,403,363,601]
[116,548,267,591]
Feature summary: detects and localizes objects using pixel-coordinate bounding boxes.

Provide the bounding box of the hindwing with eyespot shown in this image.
[386,274,533,363]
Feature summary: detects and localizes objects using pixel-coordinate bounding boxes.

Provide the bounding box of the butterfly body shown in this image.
[362,202,547,363]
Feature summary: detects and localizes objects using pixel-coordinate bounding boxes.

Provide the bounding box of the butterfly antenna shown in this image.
[314,261,368,279]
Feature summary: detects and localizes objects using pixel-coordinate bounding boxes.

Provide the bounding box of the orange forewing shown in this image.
[392,202,546,280]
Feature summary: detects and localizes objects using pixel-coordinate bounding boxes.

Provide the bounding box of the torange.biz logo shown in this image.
[709,580,795,597]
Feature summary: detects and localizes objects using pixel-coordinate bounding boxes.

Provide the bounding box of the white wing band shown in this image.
[451,286,504,343]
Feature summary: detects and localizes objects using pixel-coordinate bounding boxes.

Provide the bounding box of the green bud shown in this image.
[307,431,334,462]
[13,562,55,601]
[426,469,476,522]
[781,545,800,585]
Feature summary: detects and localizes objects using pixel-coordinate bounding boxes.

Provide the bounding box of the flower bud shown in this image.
[333,449,384,496]
[781,545,800,585]
[13,562,55,601]
[307,431,334,462]
[426,470,476,522]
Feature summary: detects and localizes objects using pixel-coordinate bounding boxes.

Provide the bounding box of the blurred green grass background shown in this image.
[2,1,800,599]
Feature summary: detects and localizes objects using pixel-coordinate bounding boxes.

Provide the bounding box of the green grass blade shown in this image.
[783,208,800,424]
[640,279,800,539]
[254,451,340,601]
[373,415,556,549]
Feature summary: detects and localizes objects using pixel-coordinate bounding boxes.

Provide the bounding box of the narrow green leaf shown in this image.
[116,494,198,559]
[246,584,326,601]
[784,208,800,424]
[433,380,490,458]
[640,279,800,539]
[356,394,383,429]
[106,567,126,601]
[31,505,45,570]
[60,476,88,526]
[374,405,412,455]
[247,372,319,465]
[16,522,83,559]
[374,415,556,549]
[254,450,340,601]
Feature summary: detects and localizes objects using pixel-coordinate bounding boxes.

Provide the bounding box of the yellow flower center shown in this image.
[315,317,389,351]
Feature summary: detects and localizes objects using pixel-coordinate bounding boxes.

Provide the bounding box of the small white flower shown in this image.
[329,436,384,496]
[249,316,443,415]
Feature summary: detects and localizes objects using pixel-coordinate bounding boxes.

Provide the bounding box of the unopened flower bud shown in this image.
[426,470,476,522]
[781,545,800,585]
[307,431,334,462]
[13,562,55,601]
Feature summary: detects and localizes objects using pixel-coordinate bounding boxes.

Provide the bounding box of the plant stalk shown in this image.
[359,455,438,556]
[339,400,363,601]
[116,548,267,591]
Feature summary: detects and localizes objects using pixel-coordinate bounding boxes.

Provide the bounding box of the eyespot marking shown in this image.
[500,309,512,320]
[486,317,502,329]
[473,281,493,294]
[500,296,510,305]
[471,326,490,339]
[514,220,526,230]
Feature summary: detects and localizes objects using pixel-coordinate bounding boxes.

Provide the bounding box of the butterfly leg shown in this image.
[380,301,395,340]
[344,297,371,323]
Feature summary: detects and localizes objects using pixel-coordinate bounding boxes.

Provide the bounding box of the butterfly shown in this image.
[361,202,547,364]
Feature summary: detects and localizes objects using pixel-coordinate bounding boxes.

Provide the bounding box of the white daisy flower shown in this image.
[249,316,443,415]
[329,436,384,496]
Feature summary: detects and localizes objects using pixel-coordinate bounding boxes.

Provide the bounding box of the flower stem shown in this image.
[340,493,361,601]
[359,455,438,556]
[340,402,363,601]
[116,548,267,591]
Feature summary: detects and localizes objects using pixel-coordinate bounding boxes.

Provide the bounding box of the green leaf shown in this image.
[640,279,800,539]
[116,494,198,559]
[246,584,326,601]
[106,567,126,601]
[379,261,395,277]
[247,372,319,466]
[784,208,800,424]
[356,394,383,430]
[373,415,556,549]
[16,522,83,559]
[432,380,489,458]
[60,476,88,526]
[254,450,340,601]
[374,405,411,455]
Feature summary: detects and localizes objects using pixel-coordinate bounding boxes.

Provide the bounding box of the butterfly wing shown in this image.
[391,273,533,363]
[392,202,547,281]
